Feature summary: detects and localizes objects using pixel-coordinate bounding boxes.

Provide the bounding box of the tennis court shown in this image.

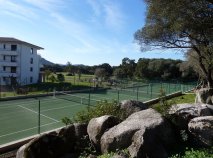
[0,82,196,146]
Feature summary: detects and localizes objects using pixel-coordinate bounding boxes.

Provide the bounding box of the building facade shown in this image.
[0,37,43,85]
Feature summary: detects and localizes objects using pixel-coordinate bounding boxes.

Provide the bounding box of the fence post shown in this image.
[137,87,139,101]
[88,91,91,106]
[117,90,120,102]
[38,100,41,134]
[150,84,153,99]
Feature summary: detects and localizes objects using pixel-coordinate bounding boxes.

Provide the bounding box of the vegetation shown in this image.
[73,100,128,124]
[134,0,213,88]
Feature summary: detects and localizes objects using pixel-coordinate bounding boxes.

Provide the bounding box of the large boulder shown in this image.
[128,129,168,158]
[100,108,175,157]
[87,115,119,151]
[195,88,213,105]
[120,100,148,116]
[168,103,212,129]
[188,116,213,147]
[58,124,76,152]
[16,134,64,158]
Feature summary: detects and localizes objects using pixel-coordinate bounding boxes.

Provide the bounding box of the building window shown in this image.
[11,67,16,73]
[31,48,33,54]
[11,56,16,62]
[30,67,33,72]
[3,77,6,82]
[30,58,33,64]
[3,66,6,71]
[11,45,17,51]
[3,55,6,61]
[30,77,33,83]
[3,44,6,49]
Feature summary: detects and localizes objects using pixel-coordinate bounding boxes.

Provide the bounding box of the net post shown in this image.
[38,100,41,134]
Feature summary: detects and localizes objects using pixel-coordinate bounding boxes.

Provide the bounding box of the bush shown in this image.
[170,147,213,158]
[73,100,128,123]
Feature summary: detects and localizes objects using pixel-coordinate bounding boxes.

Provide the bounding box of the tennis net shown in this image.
[54,91,100,106]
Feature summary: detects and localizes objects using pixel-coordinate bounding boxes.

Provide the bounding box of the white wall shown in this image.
[0,42,41,85]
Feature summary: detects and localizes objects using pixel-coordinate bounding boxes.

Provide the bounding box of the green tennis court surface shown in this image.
[0,83,195,145]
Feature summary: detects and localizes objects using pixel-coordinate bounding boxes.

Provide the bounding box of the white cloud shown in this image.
[103,2,125,31]
[23,0,66,12]
[0,0,38,21]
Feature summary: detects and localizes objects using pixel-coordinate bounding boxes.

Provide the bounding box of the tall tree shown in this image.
[135,0,213,87]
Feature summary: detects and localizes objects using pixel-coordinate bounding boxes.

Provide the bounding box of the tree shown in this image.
[94,68,108,83]
[48,75,57,83]
[113,67,125,79]
[65,62,73,75]
[120,58,136,79]
[135,0,213,88]
[57,73,65,83]
[99,63,113,76]
[44,70,52,82]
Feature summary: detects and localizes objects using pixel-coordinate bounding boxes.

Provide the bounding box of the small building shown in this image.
[0,37,44,85]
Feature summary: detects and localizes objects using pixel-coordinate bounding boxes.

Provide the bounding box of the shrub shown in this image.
[170,147,213,158]
[73,100,127,123]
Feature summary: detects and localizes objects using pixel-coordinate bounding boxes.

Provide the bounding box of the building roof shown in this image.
[0,37,44,50]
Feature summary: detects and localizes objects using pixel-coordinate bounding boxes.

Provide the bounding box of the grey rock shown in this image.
[168,103,212,129]
[100,108,175,156]
[87,115,119,151]
[188,116,213,147]
[195,88,213,105]
[16,134,64,158]
[120,100,148,116]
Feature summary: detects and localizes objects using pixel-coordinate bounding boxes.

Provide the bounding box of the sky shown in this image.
[0,0,185,66]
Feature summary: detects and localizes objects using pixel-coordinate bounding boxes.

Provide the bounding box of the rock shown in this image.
[128,129,168,158]
[16,144,27,158]
[100,108,175,156]
[168,103,212,129]
[188,116,213,147]
[17,134,64,158]
[73,123,88,151]
[120,100,148,116]
[58,124,76,152]
[195,88,213,105]
[87,115,119,151]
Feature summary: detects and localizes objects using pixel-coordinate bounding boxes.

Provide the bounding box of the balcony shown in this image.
[0,61,18,67]
[0,50,18,56]
[0,72,18,77]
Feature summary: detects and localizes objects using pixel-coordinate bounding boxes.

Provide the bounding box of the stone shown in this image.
[58,124,76,152]
[100,108,175,156]
[87,115,119,151]
[168,103,212,129]
[195,88,213,105]
[120,100,148,116]
[188,116,213,147]
[16,134,64,158]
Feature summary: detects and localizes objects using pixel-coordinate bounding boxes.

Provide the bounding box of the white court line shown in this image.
[0,121,60,138]
[17,105,58,122]
[41,103,83,112]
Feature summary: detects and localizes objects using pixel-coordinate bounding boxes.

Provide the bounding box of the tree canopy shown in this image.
[135,0,213,87]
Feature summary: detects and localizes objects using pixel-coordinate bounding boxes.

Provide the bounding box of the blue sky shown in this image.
[0,0,184,66]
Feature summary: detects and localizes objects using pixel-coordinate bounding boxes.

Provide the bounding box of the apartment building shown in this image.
[0,37,44,85]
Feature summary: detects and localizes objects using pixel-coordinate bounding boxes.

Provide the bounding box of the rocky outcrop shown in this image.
[188,116,213,147]
[16,123,88,158]
[195,88,213,105]
[16,134,64,158]
[87,115,119,151]
[120,100,148,116]
[100,109,175,157]
[168,103,212,129]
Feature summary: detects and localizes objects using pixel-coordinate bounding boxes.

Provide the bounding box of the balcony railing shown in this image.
[0,61,18,66]
[0,72,18,77]
[0,50,18,55]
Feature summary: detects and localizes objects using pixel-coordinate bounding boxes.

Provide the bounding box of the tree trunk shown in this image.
[207,69,213,89]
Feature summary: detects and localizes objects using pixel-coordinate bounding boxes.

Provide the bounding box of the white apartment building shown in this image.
[0,37,44,85]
